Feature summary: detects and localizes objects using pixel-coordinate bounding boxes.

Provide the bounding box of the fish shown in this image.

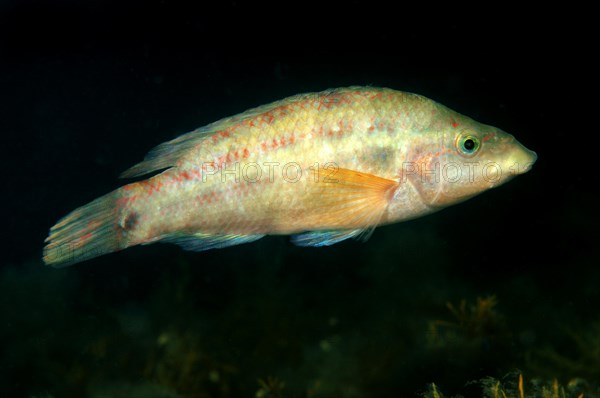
[43,86,537,267]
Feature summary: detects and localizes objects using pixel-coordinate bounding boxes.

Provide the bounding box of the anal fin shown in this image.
[160,232,265,252]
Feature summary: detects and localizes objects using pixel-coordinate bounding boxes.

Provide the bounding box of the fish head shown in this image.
[405,119,537,208]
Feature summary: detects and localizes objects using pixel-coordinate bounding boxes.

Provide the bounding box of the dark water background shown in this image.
[1,3,597,397]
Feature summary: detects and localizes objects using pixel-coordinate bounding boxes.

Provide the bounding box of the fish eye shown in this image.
[463,138,475,151]
[456,132,481,157]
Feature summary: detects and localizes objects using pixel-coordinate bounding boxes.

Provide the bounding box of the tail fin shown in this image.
[43,192,121,267]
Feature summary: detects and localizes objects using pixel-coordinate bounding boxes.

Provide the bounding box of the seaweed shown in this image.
[525,320,600,381]
[427,295,507,346]
[256,376,285,398]
[422,373,596,398]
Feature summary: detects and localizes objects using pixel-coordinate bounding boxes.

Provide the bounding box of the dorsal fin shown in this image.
[119,88,365,178]
[119,122,221,178]
[119,108,265,178]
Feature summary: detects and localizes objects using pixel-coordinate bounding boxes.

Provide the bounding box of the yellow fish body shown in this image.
[44,87,536,267]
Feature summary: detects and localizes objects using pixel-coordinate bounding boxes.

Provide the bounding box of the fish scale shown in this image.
[43,86,536,267]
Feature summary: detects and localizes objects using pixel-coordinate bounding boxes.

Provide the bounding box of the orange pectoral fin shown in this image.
[303,167,399,229]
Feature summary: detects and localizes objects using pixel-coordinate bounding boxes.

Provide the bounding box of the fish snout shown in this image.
[507,138,537,175]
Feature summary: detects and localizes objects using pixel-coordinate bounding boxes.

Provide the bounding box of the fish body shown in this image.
[44,87,537,267]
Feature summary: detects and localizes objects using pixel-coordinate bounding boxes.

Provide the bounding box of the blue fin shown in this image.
[291,229,368,247]
[161,232,265,252]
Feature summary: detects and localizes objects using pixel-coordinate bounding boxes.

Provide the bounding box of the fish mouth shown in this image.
[507,138,537,175]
